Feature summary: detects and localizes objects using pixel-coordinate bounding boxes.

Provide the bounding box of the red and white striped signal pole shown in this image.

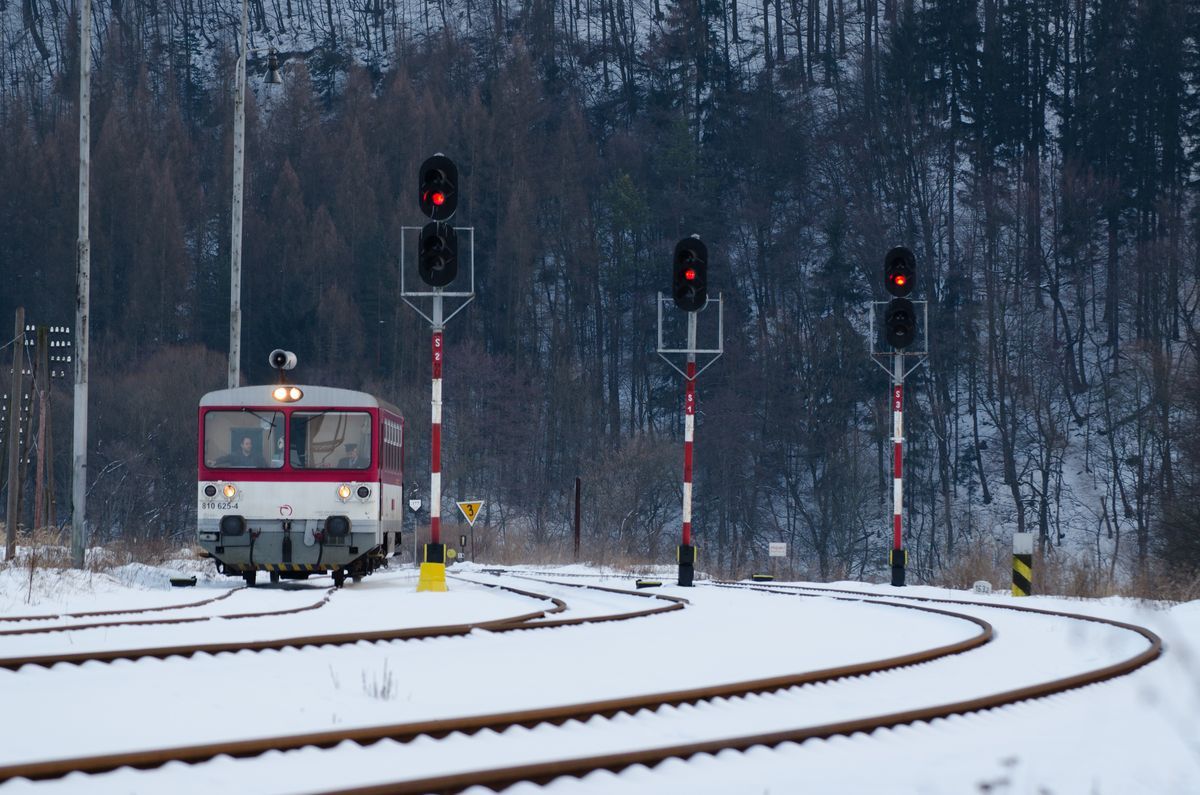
[661,236,720,587]
[402,153,472,593]
[414,283,453,593]
[877,246,920,587]
[890,357,906,586]
[430,302,444,554]
[679,313,698,585]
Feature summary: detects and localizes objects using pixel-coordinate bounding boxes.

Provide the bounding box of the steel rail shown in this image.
[0,588,330,637]
[0,580,563,671]
[0,580,985,786]
[0,585,243,623]
[316,582,1160,795]
[483,568,715,585]
[713,580,1170,639]
[485,573,689,628]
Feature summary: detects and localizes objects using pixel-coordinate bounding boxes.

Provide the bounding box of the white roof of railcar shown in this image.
[200,385,401,416]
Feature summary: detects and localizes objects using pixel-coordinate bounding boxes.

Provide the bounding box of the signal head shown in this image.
[418,222,459,287]
[672,237,709,313]
[884,298,917,349]
[418,154,458,221]
[884,246,916,297]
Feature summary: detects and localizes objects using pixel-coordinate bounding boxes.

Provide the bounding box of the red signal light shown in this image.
[672,237,708,312]
[419,156,458,220]
[884,246,916,297]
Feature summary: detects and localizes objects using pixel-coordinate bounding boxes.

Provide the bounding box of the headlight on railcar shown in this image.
[337,484,352,501]
[325,515,350,538]
[272,386,304,402]
[222,483,238,500]
[204,484,217,497]
[356,486,371,500]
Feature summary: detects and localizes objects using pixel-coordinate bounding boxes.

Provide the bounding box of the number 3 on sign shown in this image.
[457,501,483,526]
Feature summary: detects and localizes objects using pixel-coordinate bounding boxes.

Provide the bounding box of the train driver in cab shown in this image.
[337,443,364,468]
[219,435,264,468]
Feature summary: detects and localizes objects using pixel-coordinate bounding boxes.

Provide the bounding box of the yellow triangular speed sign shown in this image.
[457,501,483,526]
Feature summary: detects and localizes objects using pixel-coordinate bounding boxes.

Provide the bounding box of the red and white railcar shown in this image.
[197,383,404,587]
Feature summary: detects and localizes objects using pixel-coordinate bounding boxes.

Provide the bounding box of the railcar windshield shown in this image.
[204,410,285,469]
[289,411,373,469]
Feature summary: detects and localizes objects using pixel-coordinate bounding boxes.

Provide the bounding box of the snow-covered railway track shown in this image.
[0,581,985,792]
[1,578,1160,794]
[0,585,243,625]
[0,578,571,671]
[0,586,324,639]
[0,578,692,788]
[312,583,1154,795]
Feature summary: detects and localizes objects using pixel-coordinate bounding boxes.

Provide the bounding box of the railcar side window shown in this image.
[290,412,373,469]
[382,419,403,473]
[204,411,285,469]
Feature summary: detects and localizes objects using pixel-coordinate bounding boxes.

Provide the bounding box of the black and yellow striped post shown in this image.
[1012,532,1033,596]
[677,544,697,587]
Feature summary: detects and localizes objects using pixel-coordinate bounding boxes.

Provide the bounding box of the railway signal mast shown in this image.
[869,247,927,587]
[401,154,475,593]
[658,236,723,586]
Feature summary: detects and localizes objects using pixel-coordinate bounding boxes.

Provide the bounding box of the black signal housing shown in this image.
[672,237,708,313]
[884,246,916,298]
[884,297,917,349]
[418,155,458,221]
[418,222,458,287]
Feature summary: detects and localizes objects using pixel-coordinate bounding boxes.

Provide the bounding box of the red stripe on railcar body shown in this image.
[198,404,404,485]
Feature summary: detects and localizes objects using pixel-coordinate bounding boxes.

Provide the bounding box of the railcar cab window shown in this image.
[290,411,373,469]
[204,411,284,469]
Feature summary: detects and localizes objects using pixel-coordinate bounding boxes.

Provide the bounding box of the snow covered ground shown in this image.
[0,557,1195,794]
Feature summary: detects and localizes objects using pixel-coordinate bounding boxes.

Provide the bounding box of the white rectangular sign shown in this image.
[768,542,787,557]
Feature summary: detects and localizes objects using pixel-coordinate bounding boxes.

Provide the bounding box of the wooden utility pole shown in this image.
[72,0,93,569]
[573,476,581,561]
[6,308,24,560]
[43,378,55,531]
[34,326,54,531]
[228,0,248,389]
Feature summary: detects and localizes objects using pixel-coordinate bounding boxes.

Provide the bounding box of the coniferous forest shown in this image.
[0,0,1198,589]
